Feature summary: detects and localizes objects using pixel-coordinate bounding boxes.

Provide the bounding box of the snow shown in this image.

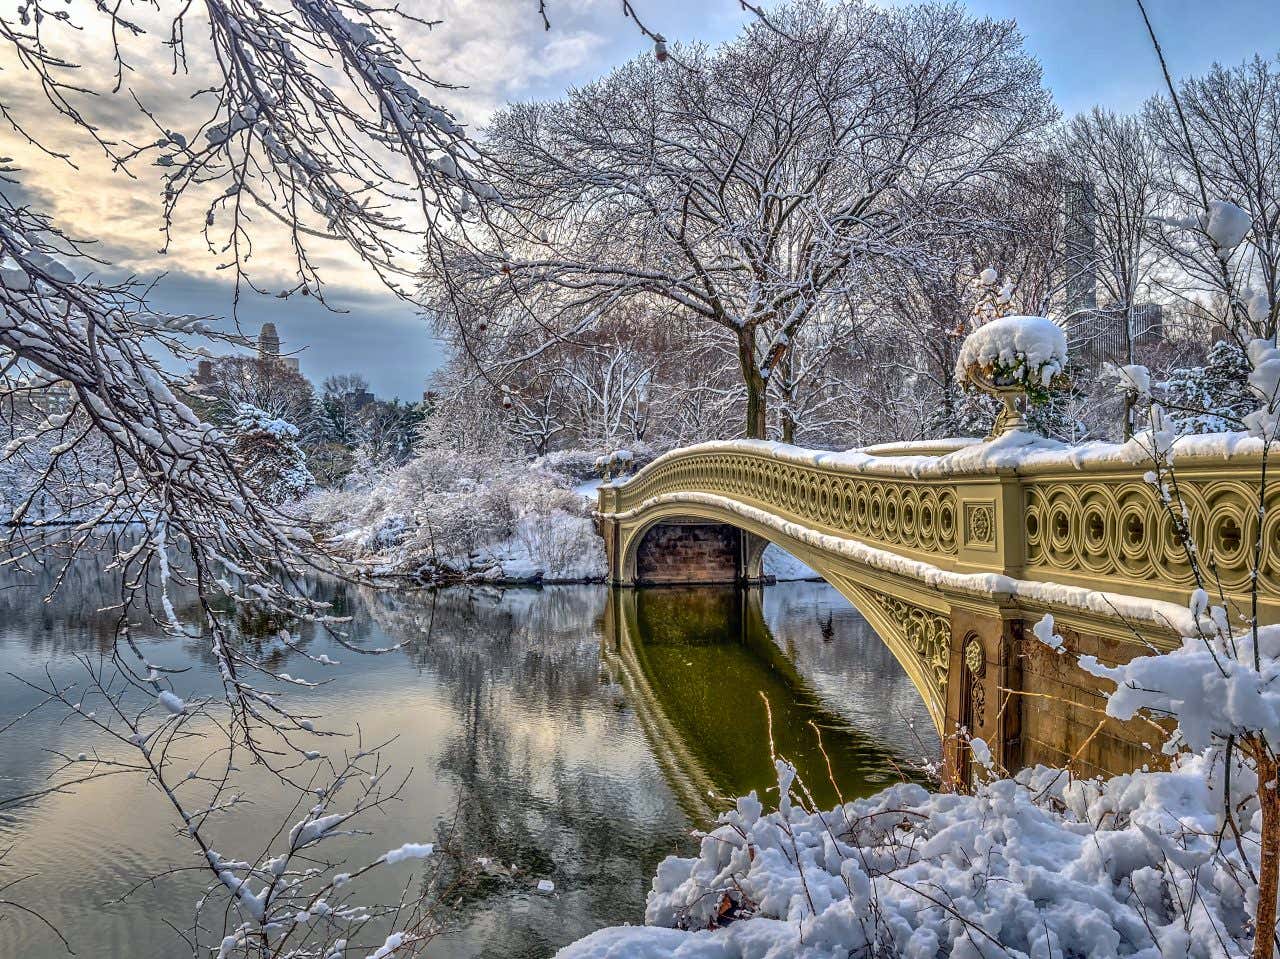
[1245,339,1280,440]
[157,690,187,715]
[761,544,818,581]
[1031,614,1065,654]
[1079,624,1280,753]
[536,879,556,894]
[859,437,983,457]
[382,842,434,864]
[557,754,1260,959]
[573,477,604,501]
[367,932,405,959]
[1114,363,1151,397]
[1202,199,1252,253]
[627,429,1268,486]
[0,257,31,290]
[954,315,1068,388]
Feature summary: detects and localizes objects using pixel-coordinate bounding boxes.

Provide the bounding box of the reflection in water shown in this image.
[604,588,936,819]
[0,547,935,959]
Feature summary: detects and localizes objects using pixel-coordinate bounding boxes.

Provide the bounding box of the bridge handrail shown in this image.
[600,434,1278,622]
[615,434,1269,485]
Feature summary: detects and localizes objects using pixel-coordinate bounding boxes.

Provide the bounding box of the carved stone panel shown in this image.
[868,594,950,697]
[963,501,996,549]
[963,635,987,730]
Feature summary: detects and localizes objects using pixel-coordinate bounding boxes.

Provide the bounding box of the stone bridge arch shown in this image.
[597,439,1280,783]
[612,499,957,738]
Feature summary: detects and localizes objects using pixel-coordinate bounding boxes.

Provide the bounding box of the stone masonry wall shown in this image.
[1017,623,1165,778]
[635,523,742,585]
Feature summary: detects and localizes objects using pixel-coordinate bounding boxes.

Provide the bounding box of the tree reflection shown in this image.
[362,585,690,957]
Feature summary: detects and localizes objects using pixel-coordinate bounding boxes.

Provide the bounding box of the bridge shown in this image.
[596,436,1279,784]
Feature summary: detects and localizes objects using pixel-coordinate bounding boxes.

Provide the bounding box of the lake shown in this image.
[0,547,936,957]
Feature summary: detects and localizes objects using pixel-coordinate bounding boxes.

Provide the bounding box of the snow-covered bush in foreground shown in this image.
[307,449,604,583]
[561,753,1257,959]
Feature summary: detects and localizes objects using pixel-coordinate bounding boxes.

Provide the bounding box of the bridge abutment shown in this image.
[603,517,773,587]
[943,607,1022,785]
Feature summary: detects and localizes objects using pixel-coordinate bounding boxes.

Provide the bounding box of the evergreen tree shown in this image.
[1160,340,1253,433]
[231,405,316,505]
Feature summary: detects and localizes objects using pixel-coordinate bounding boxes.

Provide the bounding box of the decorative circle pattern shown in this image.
[612,451,961,558]
[1023,475,1280,595]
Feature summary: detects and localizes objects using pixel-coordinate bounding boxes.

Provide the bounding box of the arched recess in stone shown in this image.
[613,498,950,734]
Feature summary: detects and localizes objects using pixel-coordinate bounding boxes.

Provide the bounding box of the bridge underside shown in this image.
[601,501,1162,787]
[630,519,772,586]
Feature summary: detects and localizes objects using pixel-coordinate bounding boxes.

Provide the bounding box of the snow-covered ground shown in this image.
[761,544,819,581]
[557,753,1259,959]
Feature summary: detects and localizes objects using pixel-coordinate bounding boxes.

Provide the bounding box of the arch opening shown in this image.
[611,500,952,735]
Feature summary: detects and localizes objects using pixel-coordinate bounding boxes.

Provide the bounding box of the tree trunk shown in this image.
[780,409,796,445]
[739,331,768,440]
[779,349,796,444]
[1253,743,1280,959]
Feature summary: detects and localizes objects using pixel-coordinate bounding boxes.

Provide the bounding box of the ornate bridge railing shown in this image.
[596,437,1280,782]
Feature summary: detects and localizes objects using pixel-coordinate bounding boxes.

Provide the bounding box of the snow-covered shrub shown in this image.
[534,448,606,482]
[307,447,604,583]
[1159,340,1253,434]
[510,483,602,579]
[535,441,661,482]
[955,315,1069,404]
[231,404,315,505]
[561,754,1259,959]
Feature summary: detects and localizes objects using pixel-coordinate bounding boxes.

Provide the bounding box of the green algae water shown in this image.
[0,551,936,958]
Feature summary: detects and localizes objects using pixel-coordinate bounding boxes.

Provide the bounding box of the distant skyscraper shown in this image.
[1064,180,1098,316]
[257,322,299,371]
[258,322,282,356]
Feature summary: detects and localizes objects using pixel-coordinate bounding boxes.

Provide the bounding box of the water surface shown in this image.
[0,548,936,957]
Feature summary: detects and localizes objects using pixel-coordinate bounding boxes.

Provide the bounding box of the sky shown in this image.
[3,0,1279,400]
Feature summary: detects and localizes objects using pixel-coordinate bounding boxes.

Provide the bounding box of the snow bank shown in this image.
[619,428,1265,487]
[558,755,1258,959]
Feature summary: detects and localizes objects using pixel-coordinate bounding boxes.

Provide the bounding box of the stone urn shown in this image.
[954,315,1069,440]
[965,367,1028,438]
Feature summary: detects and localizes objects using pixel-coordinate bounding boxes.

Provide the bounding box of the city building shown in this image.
[257,322,301,371]
[192,322,300,386]
[1061,180,1165,368]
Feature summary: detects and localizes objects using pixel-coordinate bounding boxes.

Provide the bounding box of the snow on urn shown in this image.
[956,316,1068,438]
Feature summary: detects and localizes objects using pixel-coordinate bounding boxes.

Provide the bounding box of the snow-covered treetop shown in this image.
[232,404,302,441]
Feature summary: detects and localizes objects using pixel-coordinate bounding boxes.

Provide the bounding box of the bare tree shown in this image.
[433,0,1054,438]
[199,354,319,435]
[0,2,680,954]
[1145,55,1280,342]
[1057,108,1161,433]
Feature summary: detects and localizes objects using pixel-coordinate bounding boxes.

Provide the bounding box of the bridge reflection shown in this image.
[601,585,933,821]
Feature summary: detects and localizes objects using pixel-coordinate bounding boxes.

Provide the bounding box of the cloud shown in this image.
[0,0,752,392]
[0,1,622,294]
